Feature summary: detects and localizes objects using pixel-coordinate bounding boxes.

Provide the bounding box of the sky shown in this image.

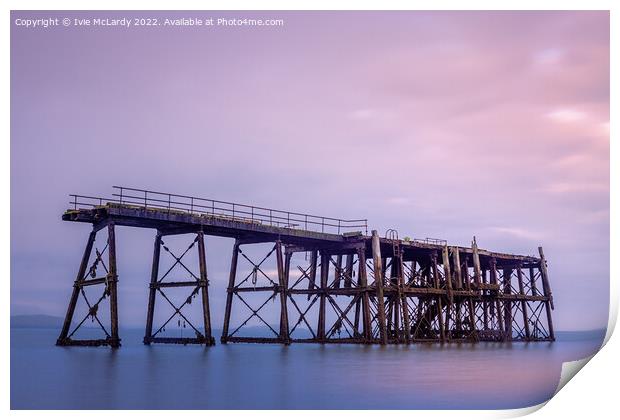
[10,11,609,332]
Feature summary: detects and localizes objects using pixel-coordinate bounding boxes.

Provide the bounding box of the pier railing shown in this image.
[69,186,368,235]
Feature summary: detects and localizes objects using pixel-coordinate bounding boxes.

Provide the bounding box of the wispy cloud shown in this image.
[547,108,587,123]
[487,227,543,241]
[542,182,608,194]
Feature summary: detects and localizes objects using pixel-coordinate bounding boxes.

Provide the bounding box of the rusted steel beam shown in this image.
[452,247,462,289]
[516,264,531,340]
[388,256,399,342]
[221,239,240,344]
[529,266,539,296]
[371,230,388,345]
[493,294,548,301]
[317,251,329,341]
[56,338,119,347]
[149,337,213,345]
[154,281,205,288]
[77,276,108,287]
[143,232,161,345]
[503,268,513,341]
[344,254,354,288]
[307,250,318,300]
[225,336,288,344]
[333,255,343,288]
[285,242,365,254]
[472,238,482,288]
[358,246,372,342]
[292,337,376,344]
[107,222,120,348]
[288,287,369,295]
[489,258,505,339]
[402,287,447,295]
[442,246,453,300]
[428,252,445,341]
[276,242,290,344]
[397,250,411,344]
[197,231,215,346]
[539,247,555,340]
[57,230,97,346]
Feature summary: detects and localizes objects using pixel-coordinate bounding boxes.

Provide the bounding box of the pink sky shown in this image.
[11,11,609,331]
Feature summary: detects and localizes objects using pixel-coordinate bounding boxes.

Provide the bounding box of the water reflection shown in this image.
[11,328,603,409]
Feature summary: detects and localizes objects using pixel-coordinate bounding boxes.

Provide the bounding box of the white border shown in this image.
[3,1,616,419]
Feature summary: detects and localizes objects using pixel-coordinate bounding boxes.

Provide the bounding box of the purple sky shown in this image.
[11,11,609,331]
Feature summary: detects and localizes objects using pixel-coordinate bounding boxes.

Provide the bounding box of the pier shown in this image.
[56,186,555,348]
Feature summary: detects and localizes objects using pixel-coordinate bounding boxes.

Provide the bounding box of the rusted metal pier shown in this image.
[56,186,555,348]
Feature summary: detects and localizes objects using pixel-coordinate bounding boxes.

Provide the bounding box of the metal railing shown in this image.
[413,237,448,246]
[69,186,368,236]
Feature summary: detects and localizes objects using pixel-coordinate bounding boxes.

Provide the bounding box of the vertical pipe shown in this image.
[197,231,214,345]
[221,240,239,343]
[57,230,97,345]
[143,232,161,345]
[317,251,329,341]
[371,231,388,345]
[276,241,290,344]
[107,222,120,348]
[538,247,555,340]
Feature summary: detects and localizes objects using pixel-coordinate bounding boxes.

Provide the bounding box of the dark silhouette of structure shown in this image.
[56,186,555,348]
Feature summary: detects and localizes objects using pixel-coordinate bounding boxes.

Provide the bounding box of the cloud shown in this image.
[487,227,543,241]
[533,48,565,66]
[542,182,608,194]
[547,109,587,123]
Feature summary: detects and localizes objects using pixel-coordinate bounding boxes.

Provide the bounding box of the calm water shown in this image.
[10,328,603,410]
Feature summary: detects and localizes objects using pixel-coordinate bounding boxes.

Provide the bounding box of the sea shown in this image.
[10,327,605,410]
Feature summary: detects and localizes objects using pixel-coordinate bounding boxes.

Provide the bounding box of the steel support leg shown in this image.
[197,232,215,346]
[371,230,388,345]
[57,230,96,345]
[221,240,240,343]
[277,242,290,344]
[107,222,121,348]
[144,232,162,344]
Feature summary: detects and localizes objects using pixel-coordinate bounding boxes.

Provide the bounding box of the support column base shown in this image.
[143,336,215,346]
[56,337,121,348]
